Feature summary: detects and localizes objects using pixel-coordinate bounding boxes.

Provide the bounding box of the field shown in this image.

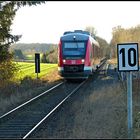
[15,62,58,80]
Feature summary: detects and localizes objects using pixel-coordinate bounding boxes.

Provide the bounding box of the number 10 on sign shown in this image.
[117,43,139,71]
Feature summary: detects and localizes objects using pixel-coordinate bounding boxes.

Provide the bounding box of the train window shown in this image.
[62,42,86,59]
[64,42,85,49]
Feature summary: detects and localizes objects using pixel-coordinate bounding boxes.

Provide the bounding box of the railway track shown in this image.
[0,58,108,139]
[0,80,87,138]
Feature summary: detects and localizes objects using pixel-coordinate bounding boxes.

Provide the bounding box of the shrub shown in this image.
[0,60,19,88]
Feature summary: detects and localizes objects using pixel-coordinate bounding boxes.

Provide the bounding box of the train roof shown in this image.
[63,30,90,35]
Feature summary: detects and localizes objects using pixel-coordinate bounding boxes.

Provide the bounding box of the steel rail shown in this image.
[0,82,64,119]
[23,80,87,139]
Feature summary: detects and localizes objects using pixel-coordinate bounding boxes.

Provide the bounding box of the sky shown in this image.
[11,1,140,44]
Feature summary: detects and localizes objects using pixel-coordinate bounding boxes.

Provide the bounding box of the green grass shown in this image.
[25,54,34,60]
[25,54,43,60]
[15,62,57,80]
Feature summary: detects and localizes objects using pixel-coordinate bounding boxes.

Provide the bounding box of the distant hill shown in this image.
[10,43,58,55]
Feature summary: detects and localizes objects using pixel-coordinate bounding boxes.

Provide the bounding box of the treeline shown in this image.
[110,25,140,58]
[10,43,58,63]
[10,43,57,54]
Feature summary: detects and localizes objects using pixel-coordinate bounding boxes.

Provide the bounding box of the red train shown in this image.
[58,30,100,79]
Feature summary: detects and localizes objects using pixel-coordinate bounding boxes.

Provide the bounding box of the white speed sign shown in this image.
[117,43,139,71]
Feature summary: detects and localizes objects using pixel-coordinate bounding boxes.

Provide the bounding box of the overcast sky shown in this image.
[11,1,140,44]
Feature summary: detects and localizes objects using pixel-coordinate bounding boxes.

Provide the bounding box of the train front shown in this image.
[58,31,92,79]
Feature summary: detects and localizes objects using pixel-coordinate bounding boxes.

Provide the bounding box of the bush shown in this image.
[0,60,19,88]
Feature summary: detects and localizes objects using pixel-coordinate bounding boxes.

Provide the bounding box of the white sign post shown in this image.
[117,43,139,138]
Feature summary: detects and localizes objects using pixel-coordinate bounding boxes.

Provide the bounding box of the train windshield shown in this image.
[62,42,86,59]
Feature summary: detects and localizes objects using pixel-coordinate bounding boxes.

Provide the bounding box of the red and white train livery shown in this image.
[58,30,100,79]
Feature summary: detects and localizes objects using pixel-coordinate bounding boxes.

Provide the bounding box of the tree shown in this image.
[85,26,97,38]
[46,47,58,63]
[0,1,46,87]
[0,1,46,62]
[13,49,25,60]
[85,26,110,58]
[41,53,47,63]
[96,36,110,58]
[110,25,140,58]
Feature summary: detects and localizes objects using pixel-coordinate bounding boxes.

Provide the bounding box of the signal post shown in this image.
[35,53,40,79]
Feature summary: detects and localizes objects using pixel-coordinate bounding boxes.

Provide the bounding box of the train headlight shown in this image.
[63,59,66,63]
[81,59,85,63]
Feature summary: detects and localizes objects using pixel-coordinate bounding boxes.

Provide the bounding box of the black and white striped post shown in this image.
[117,43,139,138]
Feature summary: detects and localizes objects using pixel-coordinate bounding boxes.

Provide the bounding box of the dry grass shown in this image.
[0,79,43,115]
[69,82,127,138]
[93,58,101,64]
[0,69,62,116]
[39,75,128,139]
[108,58,117,64]
[41,67,63,83]
[129,78,140,138]
[115,75,140,138]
